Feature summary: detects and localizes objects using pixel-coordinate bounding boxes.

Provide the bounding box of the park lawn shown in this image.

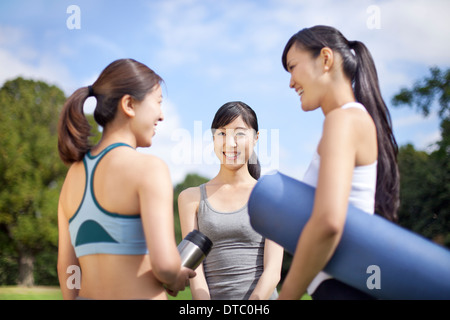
[0,286,192,300]
[0,286,310,300]
[0,286,63,300]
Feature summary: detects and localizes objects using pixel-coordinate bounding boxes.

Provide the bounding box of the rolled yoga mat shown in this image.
[248,171,450,299]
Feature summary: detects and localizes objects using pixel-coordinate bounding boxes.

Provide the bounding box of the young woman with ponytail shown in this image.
[278,26,399,300]
[178,101,283,299]
[57,59,195,299]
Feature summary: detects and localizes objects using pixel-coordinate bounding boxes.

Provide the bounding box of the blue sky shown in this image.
[1,0,449,184]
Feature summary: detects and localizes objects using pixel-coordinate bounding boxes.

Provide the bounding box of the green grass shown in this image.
[0,286,192,300]
[168,287,193,300]
[0,286,63,300]
[0,286,310,300]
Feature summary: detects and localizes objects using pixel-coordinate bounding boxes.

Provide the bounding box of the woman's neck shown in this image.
[320,78,356,116]
[93,125,137,152]
[212,165,254,186]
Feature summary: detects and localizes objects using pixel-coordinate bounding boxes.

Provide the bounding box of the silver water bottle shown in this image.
[177,230,213,270]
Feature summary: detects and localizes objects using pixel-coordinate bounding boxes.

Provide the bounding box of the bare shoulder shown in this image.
[60,161,84,193]
[321,106,377,164]
[59,161,86,218]
[138,152,169,171]
[323,107,375,139]
[178,186,201,220]
[178,186,201,205]
[64,160,84,180]
[122,150,170,177]
[110,149,173,192]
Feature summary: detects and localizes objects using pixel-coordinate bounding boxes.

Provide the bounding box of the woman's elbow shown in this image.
[267,271,281,287]
[312,211,345,239]
[261,264,282,287]
[152,255,181,284]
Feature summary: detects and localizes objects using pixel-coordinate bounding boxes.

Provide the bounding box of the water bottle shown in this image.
[177,230,213,270]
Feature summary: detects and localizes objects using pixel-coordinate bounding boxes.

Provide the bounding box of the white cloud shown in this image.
[0,47,73,91]
[392,110,442,151]
[0,24,75,92]
[148,0,228,67]
[392,114,433,128]
[146,0,450,100]
[379,0,450,65]
[272,0,450,66]
[416,129,441,152]
[0,25,24,46]
[146,0,289,72]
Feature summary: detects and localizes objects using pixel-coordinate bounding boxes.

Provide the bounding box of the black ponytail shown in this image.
[351,40,400,222]
[282,26,399,222]
[57,87,92,164]
[248,151,261,180]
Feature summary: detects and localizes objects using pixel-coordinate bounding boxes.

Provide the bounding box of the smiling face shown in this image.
[213,115,258,169]
[285,44,327,112]
[132,84,164,147]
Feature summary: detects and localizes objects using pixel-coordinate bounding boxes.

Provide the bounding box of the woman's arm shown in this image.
[138,155,195,295]
[178,187,211,300]
[249,239,284,300]
[57,199,80,300]
[278,110,357,299]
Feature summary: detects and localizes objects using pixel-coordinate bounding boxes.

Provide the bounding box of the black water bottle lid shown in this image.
[185,230,213,255]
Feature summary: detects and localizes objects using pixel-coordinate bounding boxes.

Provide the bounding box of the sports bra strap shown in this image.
[86,142,134,160]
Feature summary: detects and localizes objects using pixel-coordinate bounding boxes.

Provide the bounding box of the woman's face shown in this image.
[285,44,326,112]
[132,85,164,148]
[213,115,258,169]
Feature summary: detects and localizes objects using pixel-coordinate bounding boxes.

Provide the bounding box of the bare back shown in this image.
[59,145,173,299]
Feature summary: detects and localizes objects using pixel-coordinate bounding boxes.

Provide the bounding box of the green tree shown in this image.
[392,66,449,119]
[0,77,100,286]
[173,173,209,243]
[392,67,450,247]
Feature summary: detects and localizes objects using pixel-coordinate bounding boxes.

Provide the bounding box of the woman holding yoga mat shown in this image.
[178,101,284,299]
[278,26,399,300]
[57,59,195,299]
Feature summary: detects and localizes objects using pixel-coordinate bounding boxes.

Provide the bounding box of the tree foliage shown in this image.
[392,66,449,119]
[0,77,99,285]
[0,78,68,286]
[173,173,210,243]
[397,143,450,246]
[393,67,450,247]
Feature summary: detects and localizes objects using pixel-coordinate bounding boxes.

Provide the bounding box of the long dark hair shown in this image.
[211,101,261,180]
[282,25,399,222]
[58,59,163,164]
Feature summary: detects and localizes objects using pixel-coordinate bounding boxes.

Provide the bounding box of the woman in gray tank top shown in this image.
[178,102,284,300]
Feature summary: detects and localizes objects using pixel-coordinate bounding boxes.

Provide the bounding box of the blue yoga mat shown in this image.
[248,171,450,299]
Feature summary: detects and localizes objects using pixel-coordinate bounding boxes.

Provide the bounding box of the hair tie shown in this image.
[87,85,95,97]
[348,41,357,56]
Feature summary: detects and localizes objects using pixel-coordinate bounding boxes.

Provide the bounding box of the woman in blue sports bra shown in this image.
[57,59,195,300]
[278,26,399,300]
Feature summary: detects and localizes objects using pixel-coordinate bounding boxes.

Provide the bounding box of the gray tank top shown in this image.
[197,184,278,300]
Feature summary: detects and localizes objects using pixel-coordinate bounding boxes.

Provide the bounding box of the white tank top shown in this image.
[303,102,377,294]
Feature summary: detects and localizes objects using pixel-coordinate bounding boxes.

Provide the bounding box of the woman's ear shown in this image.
[120,94,136,118]
[320,47,334,71]
[253,130,259,146]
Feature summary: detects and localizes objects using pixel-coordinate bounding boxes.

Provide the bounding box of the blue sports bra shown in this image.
[68,143,147,257]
